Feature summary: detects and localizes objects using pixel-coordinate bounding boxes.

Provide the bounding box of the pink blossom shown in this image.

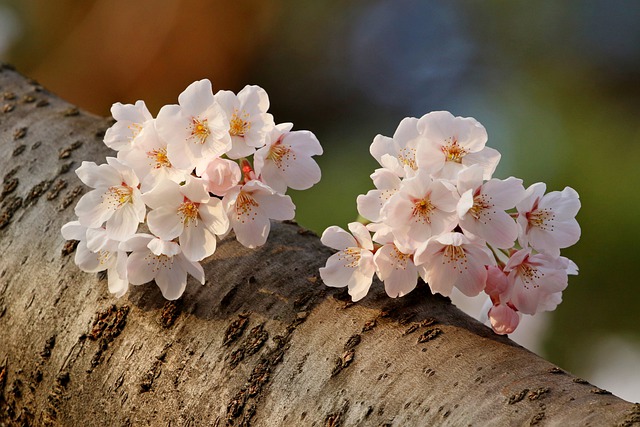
[373,241,418,298]
[457,166,525,248]
[143,176,229,261]
[122,234,204,301]
[156,79,231,171]
[416,111,500,181]
[253,124,323,194]
[517,183,581,257]
[503,248,572,315]
[357,168,401,223]
[369,117,421,177]
[223,180,295,248]
[215,85,276,158]
[74,157,145,241]
[381,170,459,251]
[414,232,493,297]
[319,222,376,301]
[104,100,153,152]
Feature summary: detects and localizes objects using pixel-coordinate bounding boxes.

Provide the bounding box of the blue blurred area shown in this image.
[2,0,640,401]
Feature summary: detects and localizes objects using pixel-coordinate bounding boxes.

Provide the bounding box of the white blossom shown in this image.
[319,223,376,301]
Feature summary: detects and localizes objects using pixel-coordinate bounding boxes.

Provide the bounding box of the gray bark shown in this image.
[0,65,638,427]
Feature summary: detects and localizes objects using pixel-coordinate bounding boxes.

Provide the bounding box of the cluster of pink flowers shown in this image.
[62,80,322,300]
[319,111,580,334]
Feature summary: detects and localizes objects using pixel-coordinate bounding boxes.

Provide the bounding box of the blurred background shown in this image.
[1,0,639,401]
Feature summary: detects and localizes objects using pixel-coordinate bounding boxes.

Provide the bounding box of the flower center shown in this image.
[235,191,259,222]
[97,250,112,265]
[412,198,434,224]
[190,117,210,144]
[470,193,492,220]
[517,263,543,290]
[146,148,172,169]
[267,142,293,169]
[441,137,467,163]
[229,110,251,137]
[178,199,199,225]
[390,246,410,270]
[106,184,134,209]
[443,245,468,273]
[128,123,143,140]
[337,247,362,268]
[526,208,555,232]
[397,147,417,170]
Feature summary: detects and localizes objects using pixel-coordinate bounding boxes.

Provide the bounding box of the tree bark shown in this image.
[0,65,637,427]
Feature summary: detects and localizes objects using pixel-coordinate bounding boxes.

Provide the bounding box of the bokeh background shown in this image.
[1,0,639,401]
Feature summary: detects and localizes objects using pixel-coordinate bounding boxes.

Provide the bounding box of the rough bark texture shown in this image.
[0,66,638,427]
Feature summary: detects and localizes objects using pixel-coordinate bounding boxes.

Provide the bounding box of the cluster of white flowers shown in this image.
[319,111,580,335]
[62,80,322,300]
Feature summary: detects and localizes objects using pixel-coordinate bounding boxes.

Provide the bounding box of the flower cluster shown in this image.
[319,111,580,335]
[62,80,322,300]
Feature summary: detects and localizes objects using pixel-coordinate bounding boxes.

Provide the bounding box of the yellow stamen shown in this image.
[235,191,259,223]
[147,148,171,169]
[443,245,468,273]
[229,109,251,137]
[190,117,211,144]
[267,142,294,169]
[178,200,199,225]
[105,184,134,209]
[412,198,435,224]
[441,137,467,163]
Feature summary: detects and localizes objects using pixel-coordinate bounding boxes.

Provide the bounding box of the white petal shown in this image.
[321,226,357,251]
[105,204,141,241]
[126,251,156,285]
[180,222,217,262]
[61,221,86,241]
[199,199,230,236]
[232,211,271,249]
[147,206,184,241]
[156,259,188,300]
[463,146,501,180]
[75,190,113,228]
[178,79,215,116]
[348,222,374,251]
[75,162,120,189]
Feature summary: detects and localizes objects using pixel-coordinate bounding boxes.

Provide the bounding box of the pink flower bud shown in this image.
[201,158,242,196]
[488,304,520,335]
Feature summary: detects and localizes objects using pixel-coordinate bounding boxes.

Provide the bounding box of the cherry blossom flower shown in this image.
[223,180,295,248]
[369,117,421,178]
[74,157,145,241]
[414,232,494,297]
[143,176,229,261]
[215,85,276,159]
[61,221,128,297]
[381,170,459,251]
[357,168,401,223]
[104,100,153,152]
[118,120,189,192]
[122,234,204,300]
[198,157,242,196]
[516,183,581,257]
[416,111,500,181]
[457,166,525,249]
[319,222,376,301]
[253,124,323,194]
[503,248,572,315]
[373,240,418,298]
[156,79,230,170]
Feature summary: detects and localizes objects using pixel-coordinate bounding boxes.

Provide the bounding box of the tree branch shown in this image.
[0,65,637,426]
